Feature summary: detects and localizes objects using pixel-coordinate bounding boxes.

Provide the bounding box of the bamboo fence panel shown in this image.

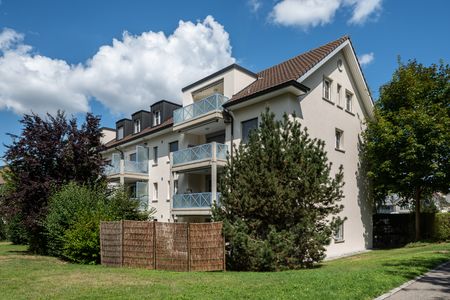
[155,222,189,271]
[100,221,123,267]
[189,222,225,271]
[100,221,225,271]
[122,220,154,269]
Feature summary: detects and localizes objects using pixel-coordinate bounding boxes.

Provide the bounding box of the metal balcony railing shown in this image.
[105,163,120,176]
[172,143,228,166]
[124,160,148,174]
[173,192,220,209]
[173,93,228,125]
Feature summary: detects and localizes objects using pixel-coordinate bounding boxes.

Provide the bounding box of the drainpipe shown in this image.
[223,108,234,165]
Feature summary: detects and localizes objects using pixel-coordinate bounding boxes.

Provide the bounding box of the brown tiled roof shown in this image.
[104,118,173,149]
[226,35,349,106]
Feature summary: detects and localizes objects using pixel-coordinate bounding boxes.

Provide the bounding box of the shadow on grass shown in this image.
[382,256,450,280]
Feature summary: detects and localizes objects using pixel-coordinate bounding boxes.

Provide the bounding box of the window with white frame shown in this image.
[117,126,124,140]
[346,91,353,112]
[153,182,158,202]
[335,129,344,150]
[153,110,161,126]
[337,84,342,107]
[134,119,141,133]
[323,77,332,101]
[334,221,344,242]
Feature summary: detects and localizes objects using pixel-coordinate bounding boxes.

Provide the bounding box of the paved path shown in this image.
[383,261,450,300]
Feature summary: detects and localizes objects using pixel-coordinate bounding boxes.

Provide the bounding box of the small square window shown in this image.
[334,222,344,242]
[335,129,344,150]
[346,91,353,112]
[323,78,332,101]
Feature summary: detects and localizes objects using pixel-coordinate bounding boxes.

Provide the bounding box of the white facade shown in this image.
[102,37,374,257]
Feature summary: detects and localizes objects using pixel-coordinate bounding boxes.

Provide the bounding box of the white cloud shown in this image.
[358,52,374,66]
[248,0,262,13]
[0,28,89,115]
[345,0,382,24]
[0,16,235,116]
[270,0,382,29]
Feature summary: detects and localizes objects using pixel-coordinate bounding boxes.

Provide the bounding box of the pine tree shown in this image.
[213,108,344,271]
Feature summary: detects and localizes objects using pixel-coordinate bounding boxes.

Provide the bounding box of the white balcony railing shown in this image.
[173,192,220,209]
[172,143,228,166]
[173,93,228,125]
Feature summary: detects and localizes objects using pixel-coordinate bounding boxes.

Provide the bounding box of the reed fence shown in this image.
[100,221,225,272]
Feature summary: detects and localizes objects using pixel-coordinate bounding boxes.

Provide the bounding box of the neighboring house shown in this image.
[100,127,116,145]
[377,193,450,214]
[102,36,374,258]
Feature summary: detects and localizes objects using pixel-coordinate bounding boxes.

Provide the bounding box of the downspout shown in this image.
[223,108,234,165]
[114,147,124,159]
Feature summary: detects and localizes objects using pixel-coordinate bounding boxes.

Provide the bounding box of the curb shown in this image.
[373,261,450,300]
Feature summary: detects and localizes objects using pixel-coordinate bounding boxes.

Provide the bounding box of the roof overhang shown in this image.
[223,80,309,110]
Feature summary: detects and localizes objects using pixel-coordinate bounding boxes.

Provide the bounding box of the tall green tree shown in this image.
[364,60,450,240]
[213,108,344,271]
[1,111,106,253]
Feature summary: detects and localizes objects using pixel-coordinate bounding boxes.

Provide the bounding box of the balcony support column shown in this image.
[119,159,125,185]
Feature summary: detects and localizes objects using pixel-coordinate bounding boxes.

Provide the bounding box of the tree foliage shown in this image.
[44,182,146,264]
[363,60,450,239]
[213,108,344,271]
[1,111,106,252]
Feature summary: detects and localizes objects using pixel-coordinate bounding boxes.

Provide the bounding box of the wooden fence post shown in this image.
[187,223,191,272]
[120,220,124,267]
[153,221,157,270]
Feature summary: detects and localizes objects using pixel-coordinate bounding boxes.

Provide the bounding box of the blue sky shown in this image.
[0,0,449,165]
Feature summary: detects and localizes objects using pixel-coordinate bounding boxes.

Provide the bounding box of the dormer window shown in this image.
[117,126,124,140]
[134,119,141,133]
[153,110,161,126]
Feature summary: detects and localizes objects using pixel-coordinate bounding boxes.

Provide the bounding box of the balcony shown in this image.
[173,93,228,131]
[171,142,228,170]
[124,160,148,174]
[173,192,220,210]
[105,163,120,176]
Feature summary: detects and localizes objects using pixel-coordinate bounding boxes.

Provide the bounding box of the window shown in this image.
[153,146,158,164]
[134,119,141,133]
[129,153,136,161]
[346,91,353,112]
[153,183,158,201]
[174,179,178,195]
[241,118,258,144]
[335,129,344,150]
[337,84,342,107]
[334,221,344,242]
[169,141,179,153]
[153,110,161,126]
[323,78,332,101]
[117,126,124,140]
[167,181,171,200]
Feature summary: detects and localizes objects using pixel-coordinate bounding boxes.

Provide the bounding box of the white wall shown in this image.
[228,49,372,257]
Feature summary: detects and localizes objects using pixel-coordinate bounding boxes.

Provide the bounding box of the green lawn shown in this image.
[0,242,449,299]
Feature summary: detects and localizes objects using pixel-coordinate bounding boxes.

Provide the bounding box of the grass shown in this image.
[0,241,449,299]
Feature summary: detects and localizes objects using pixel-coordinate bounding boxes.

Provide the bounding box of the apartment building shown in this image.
[102,36,374,257]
